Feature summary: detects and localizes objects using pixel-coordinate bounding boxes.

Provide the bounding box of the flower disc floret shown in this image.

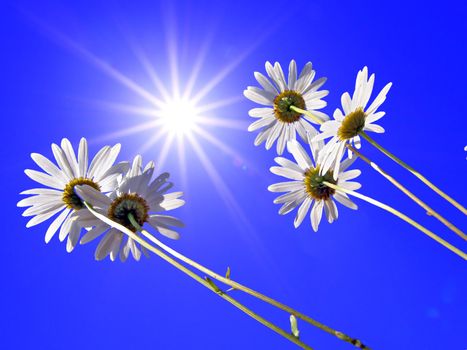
[337,107,367,140]
[304,167,337,200]
[63,177,101,210]
[108,193,150,232]
[273,90,306,123]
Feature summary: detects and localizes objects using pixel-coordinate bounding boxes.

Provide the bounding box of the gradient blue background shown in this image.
[2,1,466,349]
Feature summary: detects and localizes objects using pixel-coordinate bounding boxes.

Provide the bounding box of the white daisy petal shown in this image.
[294,197,312,228]
[268,181,304,193]
[66,221,81,253]
[24,169,64,190]
[248,116,276,132]
[310,200,324,232]
[287,141,312,170]
[45,208,70,243]
[270,166,304,181]
[61,138,80,178]
[333,193,358,210]
[78,138,88,178]
[31,153,68,183]
[364,124,385,133]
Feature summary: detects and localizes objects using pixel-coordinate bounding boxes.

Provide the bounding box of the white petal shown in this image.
[75,185,111,209]
[288,60,297,90]
[265,122,283,150]
[248,107,274,118]
[339,169,361,181]
[310,200,324,232]
[78,138,88,178]
[80,224,109,244]
[243,88,274,106]
[274,157,303,173]
[51,143,74,180]
[364,124,385,133]
[333,193,358,210]
[45,208,70,243]
[294,197,312,228]
[149,215,184,228]
[254,72,279,94]
[366,82,392,115]
[287,141,312,170]
[26,206,64,228]
[66,222,81,253]
[340,181,362,191]
[24,169,64,190]
[248,115,275,132]
[270,166,304,181]
[87,146,111,179]
[93,144,121,181]
[268,181,304,193]
[61,138,79,178]
[31,153,68,183]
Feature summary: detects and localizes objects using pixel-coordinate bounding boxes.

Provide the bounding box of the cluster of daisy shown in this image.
[17,138,184,261]
[245,61,391,231]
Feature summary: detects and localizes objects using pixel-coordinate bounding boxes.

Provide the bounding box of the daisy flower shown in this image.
[313,66,392,177]
[244,60,329,155]
[74,155,185,262]
[18,138,127,252]
[268,137,361,231]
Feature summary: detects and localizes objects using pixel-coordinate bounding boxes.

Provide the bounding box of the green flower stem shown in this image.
[346,144,466,241]
[138,226,369,349]
[290,106,323,124]
[84,203,315,350]
[322,182,467,260]
[289,106,465,241]
[359,131,467,215]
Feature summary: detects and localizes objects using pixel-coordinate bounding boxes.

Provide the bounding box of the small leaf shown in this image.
[290,315,300,338]
[205,277,222,294]
[226,266,231,279]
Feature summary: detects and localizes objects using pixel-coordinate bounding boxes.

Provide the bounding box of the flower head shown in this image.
[268,137,361,231]
[313,66,392,177]
[244,60,329,155]
[75,155,185,262]
[17,138,127,252]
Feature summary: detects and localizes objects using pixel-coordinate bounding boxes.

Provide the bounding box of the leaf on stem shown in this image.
[290,315,300,338]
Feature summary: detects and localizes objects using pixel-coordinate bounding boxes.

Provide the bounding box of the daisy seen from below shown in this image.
[314,66,392,177]
[244,60,329,155]
[268,136,361,231]
[18,138,127,252]
[74,155,185,262]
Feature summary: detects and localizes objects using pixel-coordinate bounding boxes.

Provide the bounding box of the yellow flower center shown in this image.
[108,193,149,232]
[63,178,101,210]
[337,107,367,140]
[273,90,306,123]
[304,167,336,200]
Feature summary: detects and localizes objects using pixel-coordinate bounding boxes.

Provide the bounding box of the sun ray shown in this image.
[195,95,244,115]
[90,119,163,144]
[135,127,168,156]
[155,133,176,170]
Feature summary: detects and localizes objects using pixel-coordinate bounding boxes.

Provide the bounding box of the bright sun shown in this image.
[159,98,198,135]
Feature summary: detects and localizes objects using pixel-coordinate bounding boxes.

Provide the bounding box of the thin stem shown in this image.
[84,203,315,350]
[138,227,369,349]
[290,107,466,237]
[360,131,467,215]
[322,182,467,260]
[290,106,323,124]
[346,144,466,241]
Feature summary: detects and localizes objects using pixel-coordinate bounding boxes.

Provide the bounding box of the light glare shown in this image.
[159,98,197,135]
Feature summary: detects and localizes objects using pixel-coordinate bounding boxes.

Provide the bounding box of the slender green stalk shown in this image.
[290,106,323,124]
[289,106,465,240]
[138,228,369,349]
[84,203,315,350]
[359,131,467,215]
[322,182,467,260]
[346,145,466,241]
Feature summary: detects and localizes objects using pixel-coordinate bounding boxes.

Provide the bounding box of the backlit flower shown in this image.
[75,155,185,262]
[18,138,127,252]
[244,60,329,155]
[268,138,360,231]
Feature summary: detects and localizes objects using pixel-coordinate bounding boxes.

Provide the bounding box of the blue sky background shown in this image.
[2,1,466,349]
